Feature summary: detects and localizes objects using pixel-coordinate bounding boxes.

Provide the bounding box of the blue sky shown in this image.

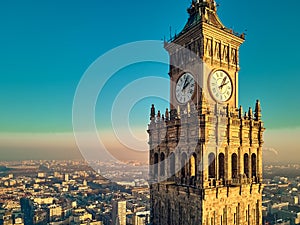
[0,0,299,161]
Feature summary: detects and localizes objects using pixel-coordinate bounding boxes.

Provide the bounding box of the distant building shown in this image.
[53,172,61,179]
[71,202,77,209]
[21,198,47,225]
[3,212,13,225]
[64,174,69,182]
[270,202,289,214]
[47,205,62,222]
[33,210,47,225]
[20,198,34,225]
[274,220,290,225]
[33,198,53,205]
[73,208,92,224]
[276,205,300,225]
[133,211,149,225]
[12,210,24,225]
[111,201,126,225]
[37,173,45,179]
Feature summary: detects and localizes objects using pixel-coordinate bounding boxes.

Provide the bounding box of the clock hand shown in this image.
[183,80,191,90]
[182,77,188,91]
[219,77,227,89]
[219,81,229,90]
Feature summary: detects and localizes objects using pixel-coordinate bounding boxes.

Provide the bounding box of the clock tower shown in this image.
[148,0,265,225]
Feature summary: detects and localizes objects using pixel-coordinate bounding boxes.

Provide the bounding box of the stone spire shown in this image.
[157,110,161,120]
[165,108,169,121]
[248,107,253,120]
[150,104,155,120]
[255,100,262,121]
[239,105,243,119]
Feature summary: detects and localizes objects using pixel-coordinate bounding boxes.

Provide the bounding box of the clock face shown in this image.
[175,73,195,104]
[209,70,233,102]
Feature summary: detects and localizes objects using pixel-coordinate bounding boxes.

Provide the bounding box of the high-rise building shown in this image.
[111,201,126,225]
[20,198,34,225]
[148,0,265,224]
[64,173,69,182]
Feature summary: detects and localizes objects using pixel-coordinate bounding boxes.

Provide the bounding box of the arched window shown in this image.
[244,154,249,178]
[160,153,165,177]
[232,153,238,179]
[190,154,196,177]
[181,153,188,178]
[208,153,216,179]
[154,153,159,178]
[169,153,175,177]
[219,153,225,180]
[251,153,257,178]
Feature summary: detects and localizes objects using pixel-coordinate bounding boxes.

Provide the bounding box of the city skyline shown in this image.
[0,0,300,162]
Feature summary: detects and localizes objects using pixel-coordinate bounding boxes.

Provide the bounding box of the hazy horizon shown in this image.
[0,127,299,163]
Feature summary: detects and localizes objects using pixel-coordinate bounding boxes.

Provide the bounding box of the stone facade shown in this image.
[148,0,265,225]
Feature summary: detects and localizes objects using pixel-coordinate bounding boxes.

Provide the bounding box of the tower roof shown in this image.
[176,0,244,40]
[183,0,223,31]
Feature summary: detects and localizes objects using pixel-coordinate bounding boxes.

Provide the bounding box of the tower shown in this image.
[112,200,127,225]
[148,1,265,225]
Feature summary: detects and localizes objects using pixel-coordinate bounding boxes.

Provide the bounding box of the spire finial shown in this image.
[239,105,243,119]
[165,108,169,121]
[255,100,262,121]
[248,107,253,120]
[157,110,161,120]
[150,104,155,120]
[191,0,217,12]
